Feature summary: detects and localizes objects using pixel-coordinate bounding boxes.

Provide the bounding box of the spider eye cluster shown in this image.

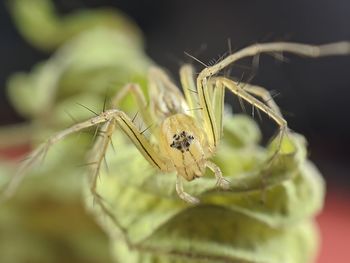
[170,131,194,153]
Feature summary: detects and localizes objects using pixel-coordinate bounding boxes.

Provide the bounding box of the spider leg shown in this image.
[209,79,225,142]
[85,118,137,249]
[180,64,225,146]
[87,108,169,199]
[206,161,230,190]
[1,110,117,201]
[88,119,116,198]
[175,174,200,204]
[111,110,168,171]
[198,42,350,82]
[240,83,282,117]
[110,83,154,126]
[179,65,201,120]
[195,41,350,152]
[196,74,220,152]
[215,77,287,159]
[84,118,131,240]
[148,66,189,120]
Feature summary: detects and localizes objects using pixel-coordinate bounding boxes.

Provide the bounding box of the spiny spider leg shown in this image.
[240,83,282,118]
[196,42,350,157]
[1,110,118,201]
[180,65,227,191]
[2,106,169,202]
[88,83,157,205]
[179,65,201,120]
[215,77,287,159]
[240,82,287,157]
[198,42,350,81]
[110,83,154,126]
[88,119,116,199]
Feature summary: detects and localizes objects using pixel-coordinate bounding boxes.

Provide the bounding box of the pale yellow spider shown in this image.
[3,41,350,204]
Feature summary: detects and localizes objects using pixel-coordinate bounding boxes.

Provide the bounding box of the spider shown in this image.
[3,41,350,204]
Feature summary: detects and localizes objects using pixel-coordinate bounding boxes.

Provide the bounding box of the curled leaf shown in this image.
[87,114,324,263]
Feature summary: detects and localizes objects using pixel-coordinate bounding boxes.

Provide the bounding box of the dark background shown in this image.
[1,0,350,188]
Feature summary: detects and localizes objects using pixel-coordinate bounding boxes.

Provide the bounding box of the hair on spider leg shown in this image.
[207,51,231,67]
[131,111,139,124]
[182,43,208,65]
[75,161,100,168]
[186,107,203,112]
[235,71,246,87]
[102,90,110,113]
[226,39,253,73]
[92,124,103,139]
[236,70,282,125]
[260,128,293,174]
[223,42,263,78]
[207,58,216,67]
[231,73,257,115]
[279,109,295,118]
[76,102,100,117]
[262,91,282,106]
[103,155,110,175]
[268,89,281,98]
[78,124,103,153]
[270,51,290,64]
[140,124,153,135]
[184,51,209,68]
[255,104,264,123]
[238,93,248,114]
[93,129,117,152]
[109,138,117,154]
[240,73,257,90]
[186,87,198,94]
[232,68,255,90]
[223,38,234,77]
[252,53,261,72]
[63,109,92,143]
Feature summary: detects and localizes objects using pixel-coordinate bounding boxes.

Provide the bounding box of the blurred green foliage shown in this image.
[7,0,143,51]
[0,0,324,262]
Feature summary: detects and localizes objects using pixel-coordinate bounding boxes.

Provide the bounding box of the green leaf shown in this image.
[86,115,323,263]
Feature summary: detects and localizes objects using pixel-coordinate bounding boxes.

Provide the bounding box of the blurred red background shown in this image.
[317,187,350,263]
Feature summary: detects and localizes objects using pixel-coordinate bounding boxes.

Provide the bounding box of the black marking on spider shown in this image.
[170,131,195,152]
